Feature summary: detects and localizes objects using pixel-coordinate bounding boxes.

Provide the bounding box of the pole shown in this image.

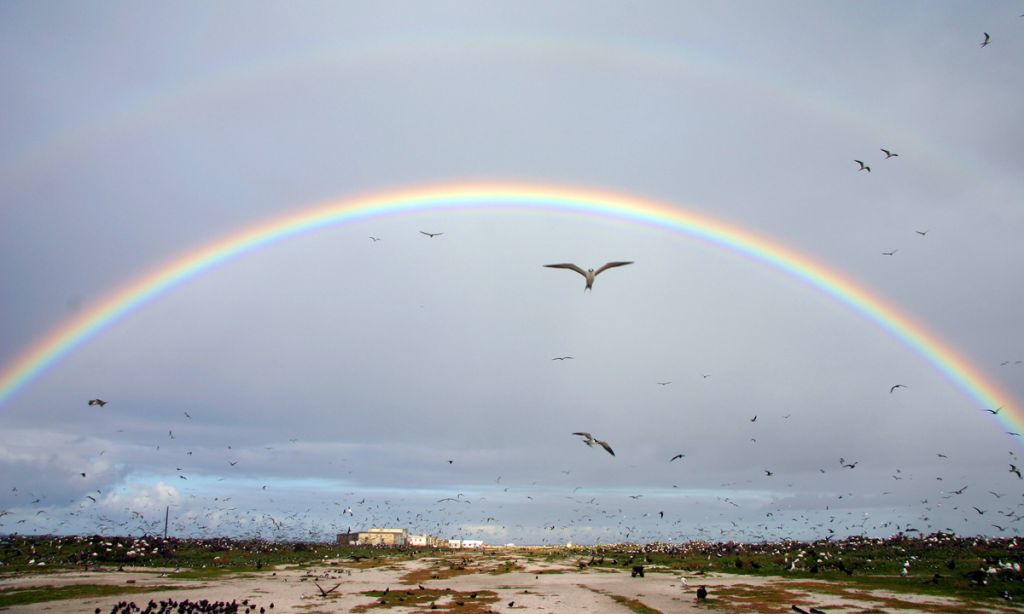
[164,505,169,539]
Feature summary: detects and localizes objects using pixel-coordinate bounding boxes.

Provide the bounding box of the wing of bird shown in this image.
[670,454,684,462]
[544,263,587,277]
[596,439,615,456]
[594,261,634,275]
[572,432,593,439]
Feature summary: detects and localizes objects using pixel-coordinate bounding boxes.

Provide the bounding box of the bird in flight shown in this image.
[87,399,107,407]
[982,406,1003,415]
[915,230,928,236]
[184,411,191,419]
[882,250,898,256]
[854,160,871,172]
[369,236,381,242]
[750,415,757,422]
[880,148,899,159]
[981,32,990,47]
[1010,464,1022,479]
[656,381,672,386]
[572,432,615,456]
[544,261,633,291]
[764,470,774,477]
[551,356,574,361]
[889,384,907,393]
[419,231,443,238]
[670,454,685,462]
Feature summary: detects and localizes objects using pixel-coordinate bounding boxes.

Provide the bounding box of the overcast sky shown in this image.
[2,1,1023,545]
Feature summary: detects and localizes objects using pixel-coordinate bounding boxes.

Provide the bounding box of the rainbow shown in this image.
[0,182,1017,430]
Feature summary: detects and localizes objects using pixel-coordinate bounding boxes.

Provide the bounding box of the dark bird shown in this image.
[880,148,899,159]
[792,607,811,614]
[184,411,191,419]
[890,384,907,393]
[764,470,774,476]
[971,506,987,515]
[981,32,990,47]
[369,236,381,242]
[314,582,341,597]
[842,461,859,469]
[670,454,685,462]
[169,430,175,439]
[1010,464,1022,479]
[696,585,708,600]
[447,460,454,464]
[882,249,898,256]
[656,381,672,386]
[915,230,928,236]
[86,495,96,502]
[419,231,443,238]
[982,406,1003,415]
[551,356,574,361]
[854,160,871,172]
[87,399,107,407]
[572,432,615,456]
[750,415,757,422]
[544,261,634,291]
[229,461,238,466]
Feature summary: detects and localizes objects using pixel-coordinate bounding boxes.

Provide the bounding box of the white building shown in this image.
[408,534,427,547]
[461,540,484,549]
[448,539,462,549]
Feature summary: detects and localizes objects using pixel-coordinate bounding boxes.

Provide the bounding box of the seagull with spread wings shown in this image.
[544,261,633,291]
[572,432,615,456]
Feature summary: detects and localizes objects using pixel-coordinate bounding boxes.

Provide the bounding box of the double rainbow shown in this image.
[0,182,1016,430]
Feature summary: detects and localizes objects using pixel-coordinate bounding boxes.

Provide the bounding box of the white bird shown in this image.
[572,432,615,456]
[544,261,633,291]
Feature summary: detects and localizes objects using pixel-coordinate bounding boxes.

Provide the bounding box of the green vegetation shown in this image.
[0,583,185,608]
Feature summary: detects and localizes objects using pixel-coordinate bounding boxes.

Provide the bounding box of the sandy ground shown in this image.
[1,554,1020,613]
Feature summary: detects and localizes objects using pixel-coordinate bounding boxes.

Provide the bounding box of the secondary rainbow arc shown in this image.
[0,182,1016,433]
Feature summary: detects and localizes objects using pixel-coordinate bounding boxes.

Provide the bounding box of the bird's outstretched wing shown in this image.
[545,263,587,277]
[596,439,615,456]
[594,261,634,275]
[572,432,593,439]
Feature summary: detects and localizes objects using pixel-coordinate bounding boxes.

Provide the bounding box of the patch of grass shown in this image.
[0,583,186,608]
[353,588,499,612]
[580,586,663,614]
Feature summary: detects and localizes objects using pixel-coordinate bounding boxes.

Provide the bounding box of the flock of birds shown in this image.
[1,19,1023,550]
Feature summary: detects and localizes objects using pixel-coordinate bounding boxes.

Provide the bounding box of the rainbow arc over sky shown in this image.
[0,182,1017,431]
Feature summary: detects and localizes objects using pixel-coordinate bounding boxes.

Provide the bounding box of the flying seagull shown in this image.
[670,454,685,462]
[419,231,443,238]
[87,399,107,407]
[369,236,381,242]
[882,249,898,256]
[982,406,1003,415]
[890,384,907,393]
[544,261,633,291]
[915,230,928,236]
[656,381,672,386]
[1011,464,1022,479]
[854,160,871,172]
[551,356,574,361]
[572,432,615,456]
[880,148,899,159]
[981,32,990,47]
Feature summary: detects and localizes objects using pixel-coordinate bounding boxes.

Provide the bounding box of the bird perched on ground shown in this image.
[854,160,871,172]
[544,261,633,291]
[696,585,708,600]
[572,432,615,456]
[87,399,107,407]
[880,148,899,159]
